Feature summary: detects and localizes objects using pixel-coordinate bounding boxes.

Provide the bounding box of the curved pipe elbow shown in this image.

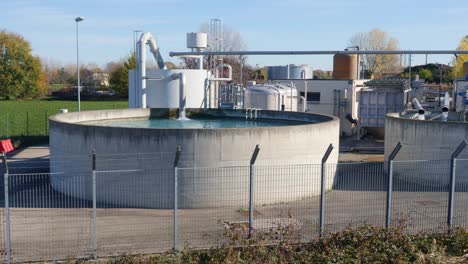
[215,64,233,81]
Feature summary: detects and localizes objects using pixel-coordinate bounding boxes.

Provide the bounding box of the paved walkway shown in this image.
[7,144,49,161]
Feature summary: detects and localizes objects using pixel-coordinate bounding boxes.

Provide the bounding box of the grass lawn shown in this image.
[0,99,128,138]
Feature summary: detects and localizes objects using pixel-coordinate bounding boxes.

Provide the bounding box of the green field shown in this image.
[0,99,128,138]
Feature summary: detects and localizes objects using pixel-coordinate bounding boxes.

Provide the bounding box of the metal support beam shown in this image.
[170,50,468,57]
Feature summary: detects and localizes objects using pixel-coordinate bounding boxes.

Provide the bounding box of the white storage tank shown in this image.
[129,69,209,109]
[244,84,298,111]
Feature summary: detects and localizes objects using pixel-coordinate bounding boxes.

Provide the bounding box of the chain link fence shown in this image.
[0,145,468,262]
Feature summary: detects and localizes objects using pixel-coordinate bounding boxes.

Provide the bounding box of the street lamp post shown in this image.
[75,16,84,112]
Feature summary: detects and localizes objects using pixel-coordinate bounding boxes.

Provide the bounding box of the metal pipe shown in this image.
[300,96,306,112]
[170,50,468,57]
[170,73,186,119]
[412,98,425,120]
[214,63,232,81]
[442,91,450,121]
[137,32,166,108]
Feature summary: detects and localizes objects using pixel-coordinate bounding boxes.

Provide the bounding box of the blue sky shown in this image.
[1,0,467,70]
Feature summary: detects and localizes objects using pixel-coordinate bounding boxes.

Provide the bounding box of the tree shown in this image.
[349,28,401,76]
[418,68,433,82]
[109,53,136,97]
[452,35,468,78]
[0,30,47,99]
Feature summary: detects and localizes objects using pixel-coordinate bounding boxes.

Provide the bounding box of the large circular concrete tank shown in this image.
[49,108,339,208]
[244,84,298,111]
[333,54,358,80]
[385,113,468,186]
[146,69,207,108]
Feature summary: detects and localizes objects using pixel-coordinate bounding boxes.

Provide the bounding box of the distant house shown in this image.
[91,72,110,87]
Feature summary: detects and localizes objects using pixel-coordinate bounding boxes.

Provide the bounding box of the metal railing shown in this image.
[0,142,467,262]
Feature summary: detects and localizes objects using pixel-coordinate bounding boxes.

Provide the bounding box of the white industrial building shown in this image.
[291,79,367,136]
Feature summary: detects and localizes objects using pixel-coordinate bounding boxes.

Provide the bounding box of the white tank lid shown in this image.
[247,85,287,95]
[187,32,208,50]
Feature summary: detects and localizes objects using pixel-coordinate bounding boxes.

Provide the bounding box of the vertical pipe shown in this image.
[140,38,147,108]
[249,145,260,238]
[204,79,209,110]
[408,54,412,89]
[319,144,334,238]
[178,73,186,119]
[92,149,97,259]
[2,152,11,264]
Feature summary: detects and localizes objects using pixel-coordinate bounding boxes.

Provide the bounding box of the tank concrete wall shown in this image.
[49,108,340,208]
[384,113,468,186]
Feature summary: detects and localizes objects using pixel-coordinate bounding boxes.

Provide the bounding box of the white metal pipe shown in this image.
[170,73,186,119]
[214,63,232,81]
[412,98,425,120]
[300,96,306,112]
[442,91,450,121]
[171,50,468,57]
[137,32,165,108]
[301,70,308,111]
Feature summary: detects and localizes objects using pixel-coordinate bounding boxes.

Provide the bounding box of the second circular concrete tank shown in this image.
[333,54,357,80]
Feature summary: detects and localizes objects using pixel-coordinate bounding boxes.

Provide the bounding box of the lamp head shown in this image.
[75,17,84,22]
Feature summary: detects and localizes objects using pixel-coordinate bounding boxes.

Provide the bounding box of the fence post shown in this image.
[319,144,334,238]
[91,149,97,259]
[385,142,402,229]
[448,140,467,231]
[249,144,260,238]
[173,146,181,251]
[2,152,11,264]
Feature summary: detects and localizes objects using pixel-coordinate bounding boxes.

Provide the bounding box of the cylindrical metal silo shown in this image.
[289,64,313,79]
[333,54,358,80]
